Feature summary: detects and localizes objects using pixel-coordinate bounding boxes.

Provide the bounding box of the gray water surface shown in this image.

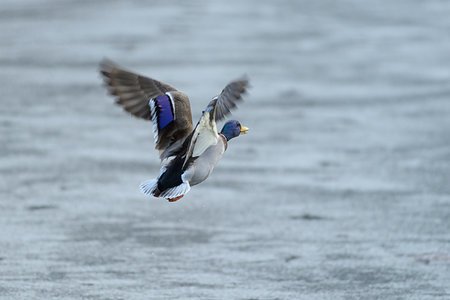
[1,1,449,299]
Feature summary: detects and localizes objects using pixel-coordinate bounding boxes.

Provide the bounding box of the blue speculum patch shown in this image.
[154,94,174,130]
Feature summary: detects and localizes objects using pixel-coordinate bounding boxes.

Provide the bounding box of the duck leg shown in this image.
[167,195,184,202]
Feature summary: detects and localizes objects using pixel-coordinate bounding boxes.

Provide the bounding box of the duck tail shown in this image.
[140,179,191,200]
[159,182,191,200]
[139,178,160,197]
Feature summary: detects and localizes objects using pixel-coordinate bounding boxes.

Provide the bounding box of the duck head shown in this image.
[220,120,249,141]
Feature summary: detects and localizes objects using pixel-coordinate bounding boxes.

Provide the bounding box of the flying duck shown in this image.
[100,60,249,202]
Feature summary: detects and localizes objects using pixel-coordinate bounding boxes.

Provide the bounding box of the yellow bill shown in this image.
[240,125,249,134]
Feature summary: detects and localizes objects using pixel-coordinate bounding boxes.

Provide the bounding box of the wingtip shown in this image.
[240,74,250,83]
[99,58,117,72]
[99,58,117,84]
[231,75,250,98]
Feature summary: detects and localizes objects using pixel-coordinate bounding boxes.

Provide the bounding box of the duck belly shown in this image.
[187,138,226,186]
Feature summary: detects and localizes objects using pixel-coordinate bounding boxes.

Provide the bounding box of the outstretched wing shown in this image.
[212,77,248,122]
[100,59,194,157]
[182,78,249,168]
[100,59,177,120]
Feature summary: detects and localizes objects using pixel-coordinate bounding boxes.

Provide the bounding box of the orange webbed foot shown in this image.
[167,195,184,202]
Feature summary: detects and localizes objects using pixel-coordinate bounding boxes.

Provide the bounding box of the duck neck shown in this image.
[219,134,228,151]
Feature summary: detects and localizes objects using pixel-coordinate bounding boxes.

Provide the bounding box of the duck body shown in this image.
[185,134,227,186]
[100,60,248,202]
[145,134,227,200]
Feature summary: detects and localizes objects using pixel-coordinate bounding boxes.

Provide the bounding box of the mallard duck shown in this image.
[100,60,249,202]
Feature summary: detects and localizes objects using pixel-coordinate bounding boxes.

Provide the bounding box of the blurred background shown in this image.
[1,0,449,299]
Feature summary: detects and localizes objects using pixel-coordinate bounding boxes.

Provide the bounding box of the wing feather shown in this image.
[100,59,194,157]
[211,77,248,121]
